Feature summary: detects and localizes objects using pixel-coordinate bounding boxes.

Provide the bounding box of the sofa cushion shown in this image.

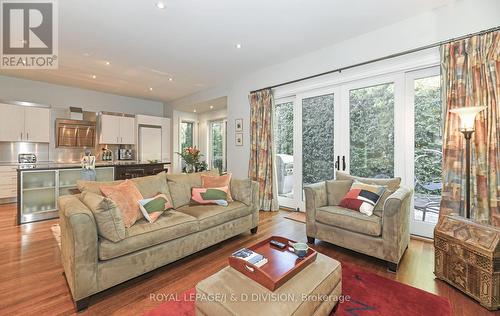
[100,180,144,228]
[131,172,171,200]
[77,179,123,195]
[166,171,218,187]
[168,181,192,209]
[201,173,233,202]
[177,201,251,230]
[335,171,401,215]
[80,191,126,242]
[316,205,382,237]
[339,182,386,216]
[326,180,353,206]
[98,211,198,260]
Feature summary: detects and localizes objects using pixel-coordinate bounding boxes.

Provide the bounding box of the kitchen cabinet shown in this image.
[0,165,18,200]
[100,114,135,145]
[24,107,50,142]
[0,103,50,142]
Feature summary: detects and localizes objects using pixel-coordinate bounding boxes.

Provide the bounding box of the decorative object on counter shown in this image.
[235,118,243,132]
[176,146,203,173]
[80,150,96,181]
[101,148,113,161]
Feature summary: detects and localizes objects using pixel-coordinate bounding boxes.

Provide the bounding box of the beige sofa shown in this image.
[304,171,412,272]
[58,172,259,311]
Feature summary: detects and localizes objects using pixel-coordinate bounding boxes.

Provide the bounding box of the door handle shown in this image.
[27,132,29,140]
[342,156,346,171]
[335,156,340,170]
[20,132,23,140]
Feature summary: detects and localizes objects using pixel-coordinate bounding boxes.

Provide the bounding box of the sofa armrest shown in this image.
[382,186,413,263]
[230,179,259,229]
[303,182,327,236]
[58,195,99,301]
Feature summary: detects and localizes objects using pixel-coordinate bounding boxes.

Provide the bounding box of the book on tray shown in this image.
[232,248,268,267]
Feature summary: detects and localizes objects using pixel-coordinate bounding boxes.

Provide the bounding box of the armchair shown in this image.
[304,172,412,271]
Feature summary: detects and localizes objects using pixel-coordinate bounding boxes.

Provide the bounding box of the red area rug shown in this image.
[144,262,452,316]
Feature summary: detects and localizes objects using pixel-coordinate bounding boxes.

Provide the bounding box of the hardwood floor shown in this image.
[0,203,498,316]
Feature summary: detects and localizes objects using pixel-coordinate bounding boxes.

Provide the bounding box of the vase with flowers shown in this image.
[177,147,204,173]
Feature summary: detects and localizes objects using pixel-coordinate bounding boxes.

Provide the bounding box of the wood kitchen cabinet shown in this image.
[0,103,50,142]
[100,114,135,145]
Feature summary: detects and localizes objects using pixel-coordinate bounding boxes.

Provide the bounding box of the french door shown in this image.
[273,66,442,238]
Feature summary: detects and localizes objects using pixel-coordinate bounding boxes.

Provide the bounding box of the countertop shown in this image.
[3,161,171,171]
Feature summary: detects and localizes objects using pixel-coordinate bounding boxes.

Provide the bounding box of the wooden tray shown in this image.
[228,236,317,291]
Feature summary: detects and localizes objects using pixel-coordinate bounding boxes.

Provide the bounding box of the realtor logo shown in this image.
[1,0,58,69]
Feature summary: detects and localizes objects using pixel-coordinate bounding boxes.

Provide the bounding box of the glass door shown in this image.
[274,97,296,209]
[340,75,402,178]
[405,67,442,238]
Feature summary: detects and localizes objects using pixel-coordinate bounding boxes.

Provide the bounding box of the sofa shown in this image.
[58,171,259,311]
[304,171,412,271]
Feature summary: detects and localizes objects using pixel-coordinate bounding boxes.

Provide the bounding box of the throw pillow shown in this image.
[168,181,192,209]
[326,180,353,206]
[190,186,229,206]
[80,191,126,242]
[138,193,173,223]
[339,182,386,216]
[201,173,234,202]
[77,179,123,195]
[100,180,144,228]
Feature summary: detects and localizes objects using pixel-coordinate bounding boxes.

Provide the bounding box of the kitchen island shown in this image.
[16,161,170,224]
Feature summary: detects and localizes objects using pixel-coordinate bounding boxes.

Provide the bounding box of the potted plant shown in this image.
[177,147,203,173]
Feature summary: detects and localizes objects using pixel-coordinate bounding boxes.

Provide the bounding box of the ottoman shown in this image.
[195,253,341,316]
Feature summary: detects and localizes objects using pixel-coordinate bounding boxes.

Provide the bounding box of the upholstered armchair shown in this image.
[304,171,412,271]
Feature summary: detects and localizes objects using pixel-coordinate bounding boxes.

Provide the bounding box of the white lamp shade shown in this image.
[450,106,487,131]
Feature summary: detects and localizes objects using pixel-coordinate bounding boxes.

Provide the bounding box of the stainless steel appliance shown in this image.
[55,107,96,148]
[18,153,37,164]
[118,148,133,160]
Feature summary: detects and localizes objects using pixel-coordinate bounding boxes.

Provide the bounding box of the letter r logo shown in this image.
[2,1,53,54]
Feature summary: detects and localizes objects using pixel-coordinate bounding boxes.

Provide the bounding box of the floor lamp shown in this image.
[449,106,486,219]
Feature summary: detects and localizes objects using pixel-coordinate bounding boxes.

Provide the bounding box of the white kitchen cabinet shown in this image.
[119,116,135,144]
[100,114,135,145]
[0,103,25,141]
[100,114,121,144]
[0,103,50,142]
[24,107,50,142]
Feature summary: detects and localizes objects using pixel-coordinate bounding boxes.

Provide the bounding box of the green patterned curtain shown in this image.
[440,30,500,226]
[248,89,278,211]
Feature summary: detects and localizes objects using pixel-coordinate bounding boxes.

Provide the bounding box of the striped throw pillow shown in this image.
[339,182,386,216]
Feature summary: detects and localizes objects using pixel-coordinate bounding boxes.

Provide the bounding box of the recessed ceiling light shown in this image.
[149,87,153,91]
[210,105,214,109]
[235,43,242,49]
[156,1,165,9]
[91,74,97,79]
[193,109,197,113]
[168,77,173,82]
[105,61,110,66]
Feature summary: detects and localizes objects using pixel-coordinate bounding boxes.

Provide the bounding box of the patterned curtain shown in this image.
[248,89,278,211]
[440,30,500,227]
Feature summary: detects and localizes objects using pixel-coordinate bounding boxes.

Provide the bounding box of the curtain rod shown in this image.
[250,26,499,94]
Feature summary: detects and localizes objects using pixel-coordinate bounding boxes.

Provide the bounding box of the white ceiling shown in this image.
[0,0,451,104]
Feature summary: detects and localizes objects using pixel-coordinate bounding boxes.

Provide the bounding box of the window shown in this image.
[180,121,194,150]
[209,120,227,172]
[274,101,294,200]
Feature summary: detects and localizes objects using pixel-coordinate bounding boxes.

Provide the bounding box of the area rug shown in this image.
[284,211,306,223]
[144,262,452,316]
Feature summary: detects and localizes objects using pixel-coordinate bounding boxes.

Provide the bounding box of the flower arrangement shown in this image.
[176,147,205,173]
